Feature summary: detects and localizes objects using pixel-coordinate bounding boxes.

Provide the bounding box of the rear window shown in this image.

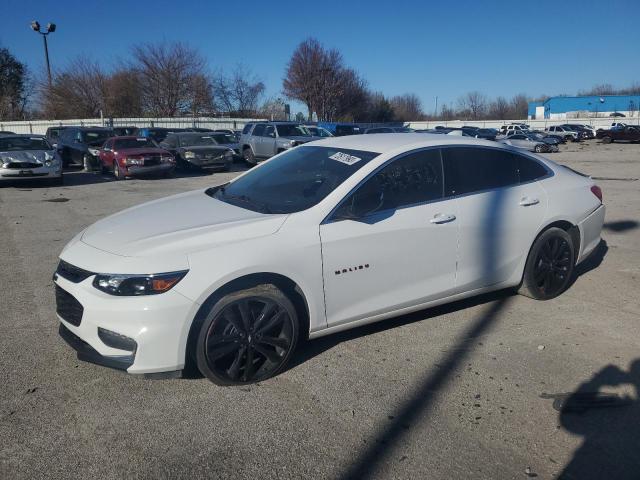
[443,147,519,196]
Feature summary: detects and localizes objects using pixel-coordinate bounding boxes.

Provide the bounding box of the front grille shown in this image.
[55,285,83,326]
[6,161,41,169]
[143,155,160,166]
[56,260,94,283]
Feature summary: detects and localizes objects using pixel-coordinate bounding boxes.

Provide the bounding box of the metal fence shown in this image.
[406,116,640,131]
[0,116,266,135]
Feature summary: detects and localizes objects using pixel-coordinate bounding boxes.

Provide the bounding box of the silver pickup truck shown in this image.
[239,122,321,165]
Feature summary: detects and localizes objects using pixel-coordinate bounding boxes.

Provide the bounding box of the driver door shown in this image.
[319,148,459,328]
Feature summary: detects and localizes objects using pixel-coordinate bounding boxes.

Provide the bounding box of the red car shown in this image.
[98,136,175,179]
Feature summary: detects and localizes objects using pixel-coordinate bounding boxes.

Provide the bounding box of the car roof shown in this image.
[305,133,505,153]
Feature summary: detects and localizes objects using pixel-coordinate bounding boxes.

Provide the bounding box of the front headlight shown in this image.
[184,151,196,159]
[93,270,188,296]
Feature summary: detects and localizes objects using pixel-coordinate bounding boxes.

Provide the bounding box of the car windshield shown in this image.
[275,124,310,137]
[83,131,112,143]
[211,133,236,144]
[0,137,52,151]
[179,135,216,147]
[208,146,379,214]
[114,138,156,149]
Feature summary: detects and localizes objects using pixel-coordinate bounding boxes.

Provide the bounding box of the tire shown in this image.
[534,144,543,153]
[195,284,300,386]
[100,161,109,174]
[163,168,175,178]
[113,160,123,180]
[48,174,64,187]
[601,136,612,144]
[243,147,256,167]
[518,227,575,300]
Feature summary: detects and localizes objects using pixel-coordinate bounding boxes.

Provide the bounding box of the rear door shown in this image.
[320,148,459,327]
[442,146,548,292]
[251,124,266,157]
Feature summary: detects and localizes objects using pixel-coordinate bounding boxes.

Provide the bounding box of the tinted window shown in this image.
[443,147,518,196]
[162,135,177,148]
[242,124,253,134]
[210,146,379,214]
[252,124,266,136]
[276,124,309,137]
[263,125,275,137]
[336,149,443,217]
[517,155,548,182]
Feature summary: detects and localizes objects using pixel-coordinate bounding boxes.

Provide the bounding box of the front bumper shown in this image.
[187,156,231,169]
[0,164,62,181]
[125,163,174,177]
[54,267,198,374]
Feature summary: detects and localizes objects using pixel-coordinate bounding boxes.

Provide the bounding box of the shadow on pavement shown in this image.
[602,220,639,233]
[554,360,640,479]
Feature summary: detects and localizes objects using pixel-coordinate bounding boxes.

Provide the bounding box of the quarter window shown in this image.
[443,147,519,196]
[516,155,548,182]
[242,124,253,134]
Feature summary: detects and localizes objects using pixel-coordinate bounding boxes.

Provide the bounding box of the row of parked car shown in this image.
[1,120,637,186]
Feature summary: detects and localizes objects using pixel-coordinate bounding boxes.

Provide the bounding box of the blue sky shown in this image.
[2,0,639,114]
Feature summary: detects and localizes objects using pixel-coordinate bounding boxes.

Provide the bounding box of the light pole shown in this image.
[30,20,56,87]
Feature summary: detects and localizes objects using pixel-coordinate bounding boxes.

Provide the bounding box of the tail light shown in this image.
[590,185,603,203]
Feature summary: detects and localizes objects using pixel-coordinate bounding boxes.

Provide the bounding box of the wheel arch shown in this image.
[184,272,311,370]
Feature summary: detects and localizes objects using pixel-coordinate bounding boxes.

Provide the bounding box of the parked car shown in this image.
[208,132,241,159]
[596,125,640,143]
[0,130,15,136]
[45,126,70,147]
[545,125,579,142]
[304,125,334,138]
[528,130,566,144]
[113,126,139,136]
[138,127,186,143]
[215,129,240,142]
[54,135,605,385]
[526,132,562,147]
[560,124,593,140]
[317,122,363,136]
[159,132,233,171]
[500,124,530,135]
[364,126,415,134]
[0,135,63,185]
[609,112,626,117]
[98,136,175,180]
[499,134,556,152]
[463,126,498,140]
[56,127,115,170]
[239,122,318,165]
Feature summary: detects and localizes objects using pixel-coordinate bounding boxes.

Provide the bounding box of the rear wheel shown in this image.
[195,285,299,386]
[519,227,575,300]
[534,144,544,153]
[601,136,612,144]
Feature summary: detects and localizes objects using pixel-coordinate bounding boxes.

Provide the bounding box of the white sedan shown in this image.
[54,134,605,385]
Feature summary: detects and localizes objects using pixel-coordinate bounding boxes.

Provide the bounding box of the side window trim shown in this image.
[323,146,446,225]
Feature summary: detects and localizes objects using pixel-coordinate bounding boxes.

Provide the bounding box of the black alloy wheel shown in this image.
[519,227,575,300]
[196,285,299,385]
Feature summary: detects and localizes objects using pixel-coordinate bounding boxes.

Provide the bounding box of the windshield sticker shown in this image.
[329,152,361,165]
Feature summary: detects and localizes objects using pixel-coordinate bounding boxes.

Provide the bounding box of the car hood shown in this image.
[0,150,55,164]
[279,135,314,142]
[81,189,288,257]
[178,145,230,153]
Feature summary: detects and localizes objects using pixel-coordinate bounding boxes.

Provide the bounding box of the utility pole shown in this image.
[434,96,438,117]
[30,21,56,87]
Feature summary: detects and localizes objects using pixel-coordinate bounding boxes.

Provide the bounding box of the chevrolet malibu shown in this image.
[54,135,605,385]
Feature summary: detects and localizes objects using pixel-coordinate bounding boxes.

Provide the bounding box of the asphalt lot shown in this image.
[1,140,639,479]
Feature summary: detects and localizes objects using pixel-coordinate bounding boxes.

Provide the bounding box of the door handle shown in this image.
[519,197,540,206]
[430,213,456,224]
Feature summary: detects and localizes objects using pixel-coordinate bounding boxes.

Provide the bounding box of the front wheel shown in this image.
[534,144,543,153]
[113,160,123,180]
[601,136,612,144]
[519,227,575,300]
[243,148,256,167]
[83,154,93,172]
[195,285,299,386]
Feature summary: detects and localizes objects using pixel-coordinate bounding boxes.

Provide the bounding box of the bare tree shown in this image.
[488,96,510,120]
[509,93,529,119]
[283,38,325,120]
[457,91,487,120]
[259,96,287,120]
[390,93,424,121]
[131,42,210,116]
[42,56,107,118]
[104,68,143,117]
[214,65,265,116]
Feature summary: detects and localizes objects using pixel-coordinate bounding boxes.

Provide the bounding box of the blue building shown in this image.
[528,95,640,120]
